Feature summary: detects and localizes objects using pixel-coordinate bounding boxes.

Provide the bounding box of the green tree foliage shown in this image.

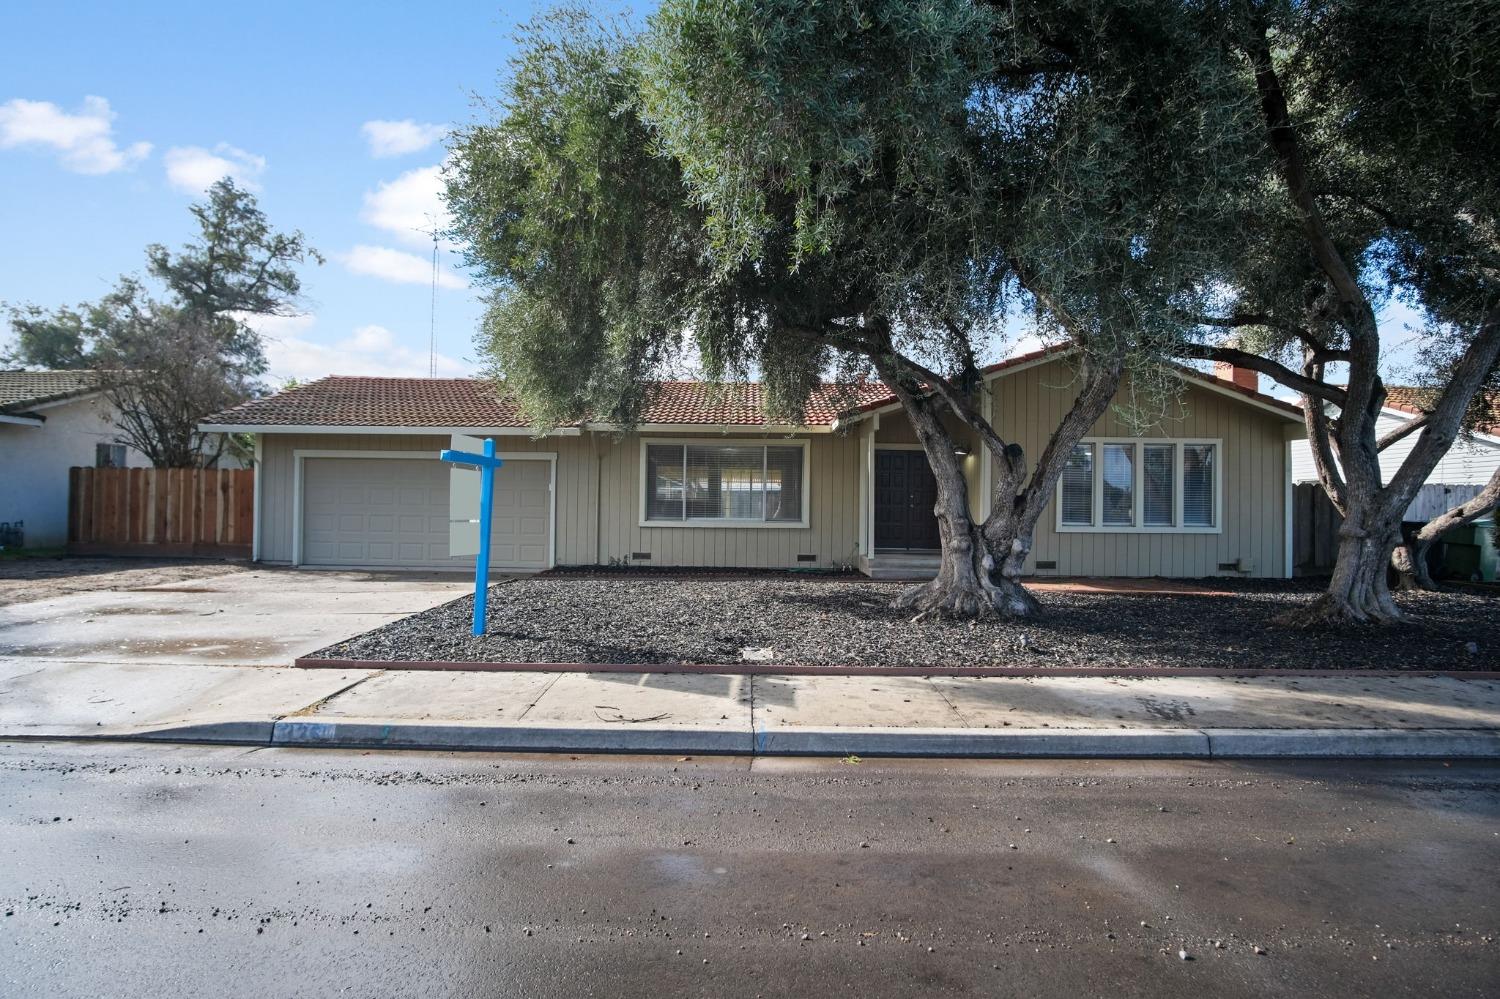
[449,2,1262,618]
[3,179,320,467]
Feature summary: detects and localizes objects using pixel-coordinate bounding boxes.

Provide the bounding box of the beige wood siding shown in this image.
[989,358,1290,578]
[256,433,599,566]
[598,431,862,569]
[255,429,860,570]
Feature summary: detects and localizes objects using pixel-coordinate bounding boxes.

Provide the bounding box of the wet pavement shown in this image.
[0,566,468,665]
[1,743,1496,997]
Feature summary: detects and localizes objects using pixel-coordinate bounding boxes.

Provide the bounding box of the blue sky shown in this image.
[1,1,1427,395]
[0,1,597,386]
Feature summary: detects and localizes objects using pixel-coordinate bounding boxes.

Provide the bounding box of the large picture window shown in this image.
[1055,439,1220,533]
[643,442,806,526]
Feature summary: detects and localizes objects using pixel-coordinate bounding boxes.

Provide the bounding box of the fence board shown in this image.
[67,467,253,558]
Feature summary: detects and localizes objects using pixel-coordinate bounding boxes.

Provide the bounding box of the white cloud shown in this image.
[227,312,317,338]
[361,161,451,246]
[164,143,266,193]
[0,95,150,174]
[361,118,447,158]
[246,314,466,381]
[339,244,466,289]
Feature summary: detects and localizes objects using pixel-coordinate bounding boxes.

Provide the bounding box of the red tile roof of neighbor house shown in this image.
[1384,386,1500,437]
[202,375,893,430]
[0,370,103,416]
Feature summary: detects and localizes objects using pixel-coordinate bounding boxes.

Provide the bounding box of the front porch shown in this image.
[863,549,942,580]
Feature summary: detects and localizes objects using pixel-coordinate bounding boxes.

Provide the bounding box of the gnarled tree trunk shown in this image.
[1392,468,1500,591]
[872,343,1126,620]
[1281,510,1403,625]
[875,358,1037,619]
[1391,539,1437,591]
[984,348,1126,602]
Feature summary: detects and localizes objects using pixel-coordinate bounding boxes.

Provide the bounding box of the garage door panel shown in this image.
[302,456,550,570]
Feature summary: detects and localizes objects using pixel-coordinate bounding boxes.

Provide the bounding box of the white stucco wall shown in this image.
[1289,408,1500,487]
[0,395,148,548]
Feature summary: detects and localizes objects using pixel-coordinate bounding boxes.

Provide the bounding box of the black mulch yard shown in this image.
[307,576,1499,670]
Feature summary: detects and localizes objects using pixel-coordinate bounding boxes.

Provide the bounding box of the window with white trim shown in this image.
[1056,439,1220,532]
[643,442,806,524]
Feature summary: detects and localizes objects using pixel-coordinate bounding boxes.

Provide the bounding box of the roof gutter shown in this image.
[197,423,584,437]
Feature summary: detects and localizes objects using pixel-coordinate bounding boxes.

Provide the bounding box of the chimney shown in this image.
[1214,361,1258,391]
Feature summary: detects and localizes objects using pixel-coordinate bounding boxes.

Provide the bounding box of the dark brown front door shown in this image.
[874,450,941,551]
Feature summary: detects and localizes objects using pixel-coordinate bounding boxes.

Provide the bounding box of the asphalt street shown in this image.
[1,742,1496,998]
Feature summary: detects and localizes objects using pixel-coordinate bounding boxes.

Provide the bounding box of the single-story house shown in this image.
[0,370,150,548]
[199,349,1306,579]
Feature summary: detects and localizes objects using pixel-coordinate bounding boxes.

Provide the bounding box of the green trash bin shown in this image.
[1438,520,1497,582]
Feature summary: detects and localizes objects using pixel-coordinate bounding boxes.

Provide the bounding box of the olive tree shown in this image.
[1171,0,1500,624]
[449,2,1256,618]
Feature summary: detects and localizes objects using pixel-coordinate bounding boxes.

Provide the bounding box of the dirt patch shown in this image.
[307,576,1498,670]
[0,558,246,607]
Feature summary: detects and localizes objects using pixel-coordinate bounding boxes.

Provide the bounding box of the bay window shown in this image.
[1056,439,1220,533]
[643,441,807,526]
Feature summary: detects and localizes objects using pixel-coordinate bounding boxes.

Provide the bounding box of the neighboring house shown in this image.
[0,370,150,548]
[1290,387,1500,492]
[199,349,1305,579]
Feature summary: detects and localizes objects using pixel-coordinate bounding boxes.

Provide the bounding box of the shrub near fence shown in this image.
[68,466,253,558]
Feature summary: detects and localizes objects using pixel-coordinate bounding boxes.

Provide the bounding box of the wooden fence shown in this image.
[1292,481,1487,576]
[1291,482,1343,576]
[68,466,253,558]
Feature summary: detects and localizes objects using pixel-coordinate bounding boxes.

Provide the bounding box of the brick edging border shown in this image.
[291,657,1500,680]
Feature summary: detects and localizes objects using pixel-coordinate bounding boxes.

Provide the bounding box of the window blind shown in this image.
[1102,443,1134,525]
[1060,443,1094,525]
[1183,443,1216,527]
[1142,443,1174,526]
[646,443,803,522]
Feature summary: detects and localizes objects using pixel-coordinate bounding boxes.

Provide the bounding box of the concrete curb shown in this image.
[752,726,1212,757]
[9,721,1500,759]
[270,718,751,755]
[1203,727,1500,758]
[0,721,274,745]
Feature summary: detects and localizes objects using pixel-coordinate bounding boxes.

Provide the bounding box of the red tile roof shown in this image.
[203,377,532,428]
[844,343,1303,420]
[0,370,103,415]
[640,381,890,426]
[203,346,1304,432]
[202,375,890,430]
[1384,385,1500,437]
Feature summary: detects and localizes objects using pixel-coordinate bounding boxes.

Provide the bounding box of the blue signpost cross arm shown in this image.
[438,438,504,636]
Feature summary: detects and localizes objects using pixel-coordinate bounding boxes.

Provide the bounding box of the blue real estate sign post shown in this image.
[438,438,503,636]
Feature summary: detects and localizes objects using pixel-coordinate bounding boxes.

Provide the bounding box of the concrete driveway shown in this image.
[0,566,469,667]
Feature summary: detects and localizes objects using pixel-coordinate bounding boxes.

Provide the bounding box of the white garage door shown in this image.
[301,457,551,570]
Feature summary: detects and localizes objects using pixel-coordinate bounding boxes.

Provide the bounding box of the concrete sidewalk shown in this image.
[2,657,1499,757]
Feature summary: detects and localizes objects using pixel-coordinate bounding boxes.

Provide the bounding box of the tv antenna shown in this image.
[413,215,442,378]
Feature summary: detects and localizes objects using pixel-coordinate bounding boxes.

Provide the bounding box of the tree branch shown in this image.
[1376,412,1429,452]
[1174,309,1347,362]
[1170,341,1345,403]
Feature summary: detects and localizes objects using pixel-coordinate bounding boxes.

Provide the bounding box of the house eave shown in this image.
[197,423,584,437]
[585,421,831,435]
[0,412,45,427]
[1380,406,1500,447]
